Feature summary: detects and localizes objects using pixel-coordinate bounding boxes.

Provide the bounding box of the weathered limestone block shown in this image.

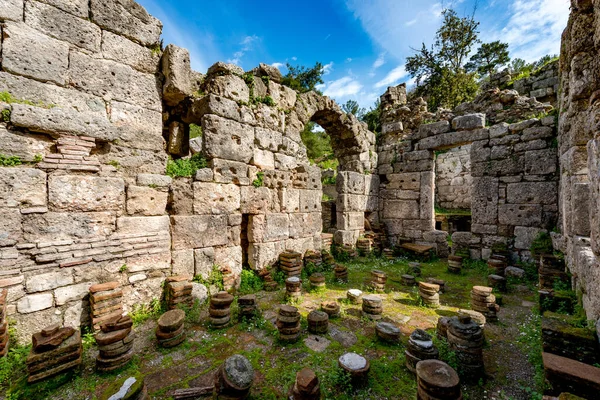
[514,227,546,250]
[204,75,250,103]
[54,281,95,305]
[420,171,435,221]
[17,293,53,314]
[471,177,498,225]
[126,251,170,273]
[452,114,486,131]
[24,1,101,52]
[382,121,403,135]
[212,159,250,185]
[418,121,451,138]
[194,247,215,279]
[69,51,161,111]
[252,149,275,170]
[126,186,168,216]
[588,139,600,254]
[0,0,23,21]
[268,81,296,109]
[387,173,420,190]
[89,0,162,46]
[240,186,275,214]
[162,44,192,106]
[279,188,300,213]
[49,175,124,212]
[382,200,419,219]
[170,215,228,250]
[39,0,88,17]
[0,127,53,162]
[110,101,164,151]
[215,246,242,276]
[207,62,244,76]
[2,22,69,85]
[193,182,241,215]
[0,167,46,208]
[334,230,359,246]
[202,115,254,163]
[524,149,557,175]
[255,127,283,152]
[572,183,591,237]
[116,215,170,235]
[418,129,489,150]
[248,241,285,270]
[98,145,168,175]
[23,212,115,242]
[337,171,365,195]
[25,270,73,293]
[364,174,380,196]
[167,121,186,156]
[185,94,241,124]
[0,208,22,243]
[300,190,321,213]
[10,103,116,141]
[101,31,160,74]
[337,212,364,231]
[171,249,194,277]
[489,123,509,139]
[337,194,367,213]
[136,174,172,188]
[506,182,558,205]
[289,213,321,238]
[0,72,106,115]
[275,153,298,170]
[498,204,542,226]
[248,214,289,243]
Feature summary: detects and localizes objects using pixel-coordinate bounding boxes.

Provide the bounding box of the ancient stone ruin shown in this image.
[0,0,599,398]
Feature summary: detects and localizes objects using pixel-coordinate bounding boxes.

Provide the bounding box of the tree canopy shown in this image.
[406,8,481,111]
[465,40,510,77]
[281,62,325,94]
[341,100,366,119]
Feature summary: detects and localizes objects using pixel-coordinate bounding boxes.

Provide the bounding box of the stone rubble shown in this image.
[26,326,82,383]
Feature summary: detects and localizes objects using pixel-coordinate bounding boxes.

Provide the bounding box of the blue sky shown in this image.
[138,0,569,108]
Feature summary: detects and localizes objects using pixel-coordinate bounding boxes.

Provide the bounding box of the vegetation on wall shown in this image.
[281,62,325,94]
[166,153,208,178]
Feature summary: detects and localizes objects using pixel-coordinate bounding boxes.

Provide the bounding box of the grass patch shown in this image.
[166,153,208,178]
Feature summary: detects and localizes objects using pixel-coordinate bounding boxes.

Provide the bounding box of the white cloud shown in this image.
[430,2,443,18]
[227,35,260,65]
[323,62,334,75]
[346,58,353,63]
[405,18,418,27]
[372,52,386,69]
[375,65,409,88]
[487,0,569,62]
[272,62,285,70]
[322,76,363,98]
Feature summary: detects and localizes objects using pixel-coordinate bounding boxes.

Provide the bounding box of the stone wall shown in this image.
[378,85,559,260]
[435,145,472,210]
[0,0,379,340]
[556,0,600,320]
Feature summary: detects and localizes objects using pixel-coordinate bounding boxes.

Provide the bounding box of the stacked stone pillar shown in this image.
[280,251,303,277]
[27,326,82,383]
[338,353,370,386]
[304,250,322,267]
[347,289,362,304]
[277,305,301,342]
[321,301,340,318]
[165,276,193,310]
[214,354,254,399]
[95,316,134,371]
[209,292,234,328]
[447,314,484,379]
[416,360,462,400]
[334,264,348,282]
[89,282,123,332]
[156,309,186,348]
[290,368,320,400]
[362,295,383,320]
[419,282,441,308]
[307,310,328,334]
[447,255,463,273]
[285,276,302,300]
[238,294,258,319]
[471,286,499,321]
[309,273,326,290]
[370,270,387,292]
[405,329,439,373]
[375,322,400,343]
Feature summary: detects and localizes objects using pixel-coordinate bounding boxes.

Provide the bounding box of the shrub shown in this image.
[166,153,208,178]
[239,269,264,294]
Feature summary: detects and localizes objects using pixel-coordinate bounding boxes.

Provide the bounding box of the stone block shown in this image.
[337,212,364,230]
[268,81,296,109]
[110,101,164,151]
[25,1,101,52]
[126,186,168,216]
[0,0,23,21]
[364,174,380,196]
[204,75,250,103]
[514,227,545,250]
[279,188,300,213]
[25,270,73,293]
[382,200,419,219]
[193,182,241,214]
[572,183,591,237]
[54,282,94,305]
[90,0,162,46]
[0,128,47,163]
[489,123,509,138]
[17,293,53,314]
[215,246,242,276]
[248,241,285,270]
[387,173,420,190]
[417,129,489,150]
[248,214,289,243]
[116,215,170,235]
[288,212,321,239]
[337,194,367,212]
[194,248,215,279]
[498,204,542,226]
[252,149,275,170]
[69,51,161,111]
[299,190,321,213]
[126,251,170,273]
[240,186,275,214]
[418,121,450,137]
[0,167,47,208]
[420,171,434,221]
[452,114,485,131]
[2,22,69,85]
[471,177,498,225]
[212,159,250,184]
[162,44,192,106]
[337,171,365,195]
[185,94,241,124]
[171,249,194,277]
[102,31,160,74]
[334,230,359,246]
[49,175,124,212]
[170,215,228,250]
[39,0,88,17]
[274,153,298,170]
[10,103,116,141]
[202,115,254,163]
[382,121,403,134]
[137,174,172,188]
[0,208,22,243]
[524,149,557,175]
[506,182,557,205]
[521,126,554,141]
[23,212,114,242]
